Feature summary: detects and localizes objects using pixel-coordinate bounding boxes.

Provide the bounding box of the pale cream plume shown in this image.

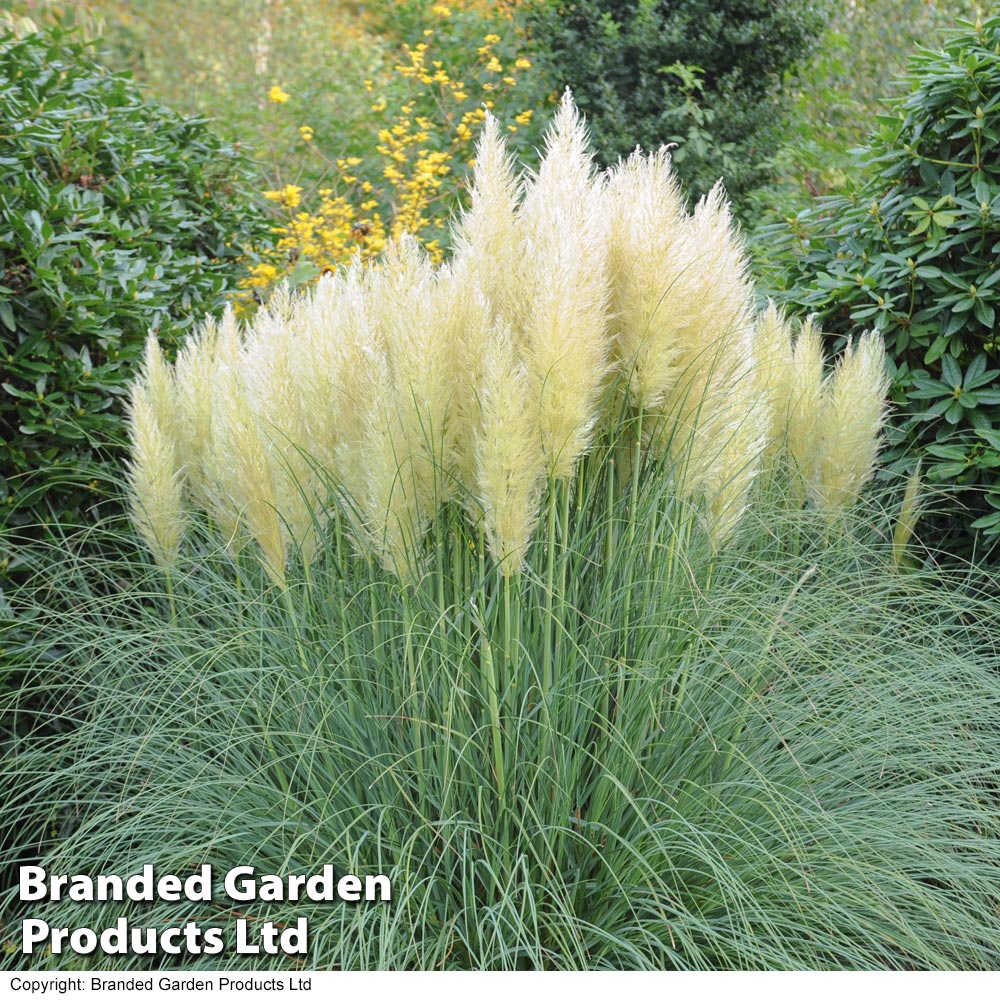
[140,333,175,439]
[356,347,415,577]
[172,316,221,509]
[287,271,343,477]
[784,316,825,501]
[812,331,891,514]
[604,147,688,409]
[703,369,770,546]
[323,263,392,565]
[647,183,760,540]
[199,307,286,584]
[518,90,611,480]
[435,257,492,504]
[752,301,796,473]
[681,184,755,358]
[356,238,457,575]
[451,111,525,331]
[474,321,547,575]
[378,237,457,496]
[241,285,323,566]
[126,338,185,569]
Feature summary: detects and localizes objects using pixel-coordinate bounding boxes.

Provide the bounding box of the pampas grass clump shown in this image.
[7,96,996,975]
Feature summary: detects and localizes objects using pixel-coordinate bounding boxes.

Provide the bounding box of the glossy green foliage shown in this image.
[525,0,829,215]
[0,27,267,573]
[763,15,1000,562]
[751,0,978,222]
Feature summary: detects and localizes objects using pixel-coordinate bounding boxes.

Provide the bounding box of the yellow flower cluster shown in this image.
[264,184,303,209]
[241,17,538,302]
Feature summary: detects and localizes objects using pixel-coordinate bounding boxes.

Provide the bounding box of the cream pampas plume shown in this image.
[309,263,378,518]
[285,270,343,478]
[812,331,891,514]
[200,307,287,586]
[317,263,393,566]
[374,237,458,504]
[172,316,221,511]
[784,316,825,499]
[605,147,688,409]
[763,311,891,515]
[241,284,324,566]
[752,300,796,474]
[451,112,524,331]
[702,369,770,546]
[127,334,184,570]
[435,257,492,501]
[646,182,761,536]
[518,91,611,481]
[473,321,547,576]
[681,183,755,356]
[353,238,458,576]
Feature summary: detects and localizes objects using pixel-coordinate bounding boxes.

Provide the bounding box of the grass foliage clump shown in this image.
[3,97,1000,971]
[4,486,1000,970]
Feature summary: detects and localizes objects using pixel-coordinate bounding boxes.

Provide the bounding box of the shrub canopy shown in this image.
[762,14,1000,563]
[0,26,267,574]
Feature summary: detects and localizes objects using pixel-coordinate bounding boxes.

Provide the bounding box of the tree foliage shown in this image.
[525,0,829,214]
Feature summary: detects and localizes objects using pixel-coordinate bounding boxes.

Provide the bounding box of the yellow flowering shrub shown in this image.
[241,3,546,305]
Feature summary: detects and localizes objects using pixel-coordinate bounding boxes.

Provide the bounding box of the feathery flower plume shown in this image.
[812,331,891,514]
[604,147,688,409]
[172,316,221,510]
[356,238,456,575]
[518,90,611,480]
[198,307,287,585]
[681,183,754,355]
[126,339,184,570]
[357,350,417,577]
[376,237,457,500]
[702,370,769,546]
[784,316,825,500]
[305,263,380,515]
[451,112,524,331]
[321,263,394,564]
[436,257,492,500]
[752,301,796,473]
[648,183,759,535]
[140,332,175,439]
[474,321,547,575]
[241,285,323,566]
[289,271,344,478]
